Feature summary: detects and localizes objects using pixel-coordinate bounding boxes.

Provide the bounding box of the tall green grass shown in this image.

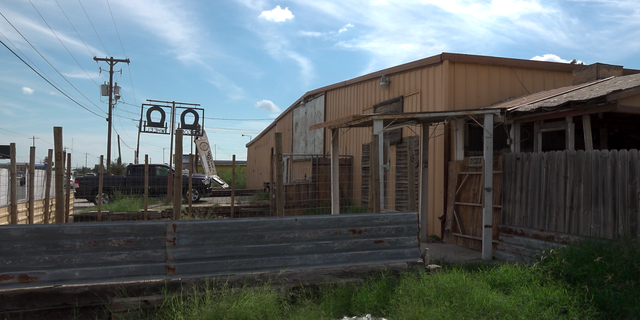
[79,194,161,214]
[535,237,640,319]
[119,264,595,320]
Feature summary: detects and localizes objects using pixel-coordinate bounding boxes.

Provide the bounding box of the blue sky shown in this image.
[1,0,640,168]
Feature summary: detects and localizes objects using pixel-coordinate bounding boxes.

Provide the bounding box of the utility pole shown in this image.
[30,136,39,147]
[93,56,130,172]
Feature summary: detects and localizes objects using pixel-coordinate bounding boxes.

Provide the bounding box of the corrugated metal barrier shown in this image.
[0,212,419,290]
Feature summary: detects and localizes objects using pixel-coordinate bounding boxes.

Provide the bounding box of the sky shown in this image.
[1,0,640,169]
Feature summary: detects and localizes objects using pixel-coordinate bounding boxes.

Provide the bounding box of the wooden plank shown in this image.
[501,153,513,226]
[604,150,616,239]
[454,210,465,235]
[565,150,578,234]
[566,116,575,151]
[419,123,430,243]
[28,147,35,224]
[581,150,593,236]
[540,152,551,230]
[482,113,493,260]
[617,150,628,237]
[591,150,602,237]
[444,160,461,242]
[514,153,524,226]
[583,115,593,151]
[528,152,540,229]
[573,150,584,235]
[173,129,183,220]
[556,151,567,233]
[309,114,370,130]
[628,150,639,237]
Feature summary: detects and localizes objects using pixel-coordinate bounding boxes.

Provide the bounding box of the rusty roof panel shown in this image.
[488,73,640,114]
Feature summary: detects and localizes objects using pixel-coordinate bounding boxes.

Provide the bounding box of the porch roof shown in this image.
[309,109,503,131]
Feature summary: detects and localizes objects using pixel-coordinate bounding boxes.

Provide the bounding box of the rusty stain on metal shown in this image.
[294,218,298,223]
[172,223,177,233]
[87,239,133,247]
[347,229,367,236]
[166,265,177,274]
[17,274,39,283]
[373,240,387,244]
[0,274,15,282]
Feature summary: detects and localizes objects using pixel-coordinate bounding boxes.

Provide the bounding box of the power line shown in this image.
[205,116,274,121]
[0,38,104,118]
[54,0,96,57]
[0,11,106,115]
[105,0,127,57]
[78,0,109,56]
[28,0,100,87]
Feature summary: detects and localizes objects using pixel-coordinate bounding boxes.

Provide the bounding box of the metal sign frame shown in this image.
[140,103,205,137]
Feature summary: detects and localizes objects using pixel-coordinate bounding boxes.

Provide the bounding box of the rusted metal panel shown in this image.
[495,224,584,262]
[0,222,166,289]
[1,212,419,290]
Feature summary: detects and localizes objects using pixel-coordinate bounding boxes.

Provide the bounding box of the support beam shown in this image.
[9,143,17,224]
[482,114,494,261]
[373,119,384,209]
[369,133,381,213]
[534,121,542,152]
[510,123,521,153]
[331,129,340,215]
[454,119,465,161]
[419,123,430,243]
[275,132,284,217]
[582,114,593,151]
[566,116,575,151]
[407,137,416,212]
[54,127,65,223]
[28,147,35,224]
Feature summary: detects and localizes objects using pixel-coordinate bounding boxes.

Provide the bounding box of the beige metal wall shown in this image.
[246,112,293,189]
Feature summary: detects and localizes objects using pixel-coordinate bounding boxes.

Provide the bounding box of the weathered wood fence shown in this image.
[502,149,640,239]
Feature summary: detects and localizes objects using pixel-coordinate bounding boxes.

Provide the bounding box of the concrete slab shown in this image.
[422,243,483,264]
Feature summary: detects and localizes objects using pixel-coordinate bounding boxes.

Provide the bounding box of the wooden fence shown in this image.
[502,149,640,239]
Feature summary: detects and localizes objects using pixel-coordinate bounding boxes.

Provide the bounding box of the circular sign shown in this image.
[198,141,210,152]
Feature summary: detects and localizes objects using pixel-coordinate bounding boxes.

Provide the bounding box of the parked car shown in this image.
[74,164,215,204]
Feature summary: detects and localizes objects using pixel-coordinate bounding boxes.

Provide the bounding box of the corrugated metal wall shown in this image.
[0,212,419,290]
[247,112,293,189]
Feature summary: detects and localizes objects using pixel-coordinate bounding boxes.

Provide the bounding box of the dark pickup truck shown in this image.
[74,164,212,204]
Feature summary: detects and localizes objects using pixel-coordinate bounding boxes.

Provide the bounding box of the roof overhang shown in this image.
[310,109,504,131]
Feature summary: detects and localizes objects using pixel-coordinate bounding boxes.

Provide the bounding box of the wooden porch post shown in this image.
[582,115,593,151]
[419,123,430,243]
[331,128,340,215]
[369,133,381,213]
[482,113,494,261]
[373,119,384,210]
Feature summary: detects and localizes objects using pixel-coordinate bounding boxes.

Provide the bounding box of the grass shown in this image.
[116,263,596,320]
[534,237,640,319]
[217,167,246,189]
[78,194,162,213]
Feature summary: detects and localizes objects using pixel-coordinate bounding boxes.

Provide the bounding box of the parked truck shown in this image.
[74,163,214,204]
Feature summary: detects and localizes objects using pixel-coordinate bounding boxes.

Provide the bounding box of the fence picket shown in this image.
[629,150,639,237]
[566,150,577,234]
[617,150,628,237]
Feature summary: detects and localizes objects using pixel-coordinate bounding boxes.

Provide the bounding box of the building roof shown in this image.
[247,52,588,147]
[487,73,640,117]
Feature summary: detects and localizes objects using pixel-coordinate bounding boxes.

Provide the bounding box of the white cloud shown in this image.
[299,31,325,37]
[22,87,34,95]
[259,5,294,22]
[255,100,281,112]
[530,54,570,63]
[339,23,354,33]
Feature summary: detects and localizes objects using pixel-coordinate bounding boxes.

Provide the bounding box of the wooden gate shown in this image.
[444,156,503,251]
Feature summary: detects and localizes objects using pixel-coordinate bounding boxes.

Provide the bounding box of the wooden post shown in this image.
[65,152,71,222]
[566,116,575,151]
[510,123,521,153]
[482,113,494,261]
[269,149,274,217]
[331,128,340,215]
[43,149,53,224]
[97,155,103,221]
[407,137,416,212]
[419,123,430,243]
[369,133,381,213]
[373,120,384,209]
[28,147,36,224]
[275,132,284,217]
[173,129,183,220]
[534,121,542,152]
[454,120,465,161]
[144,155,149,220]
[583,115,593,151]
[231,155,236,218]
[54,127,65,223]
[9,143,17,224]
